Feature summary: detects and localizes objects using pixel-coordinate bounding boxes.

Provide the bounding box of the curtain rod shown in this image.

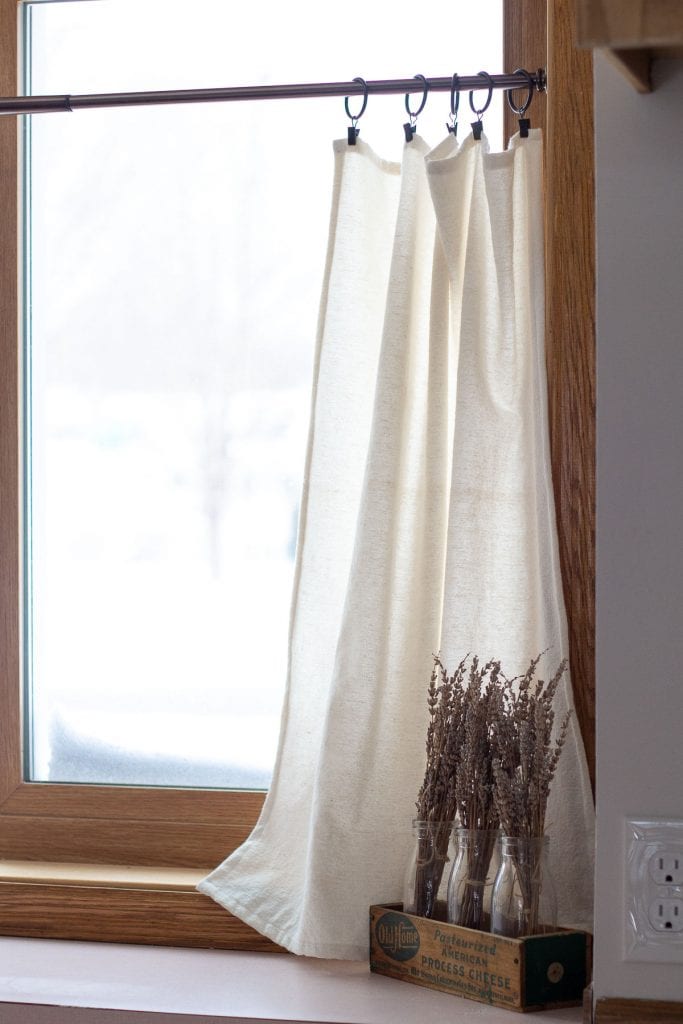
[0,69,546,116]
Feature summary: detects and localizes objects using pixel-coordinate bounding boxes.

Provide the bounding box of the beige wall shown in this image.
[594,52,683,1001]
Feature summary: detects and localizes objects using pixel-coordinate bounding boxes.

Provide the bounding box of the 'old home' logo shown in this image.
[375,912,420,962]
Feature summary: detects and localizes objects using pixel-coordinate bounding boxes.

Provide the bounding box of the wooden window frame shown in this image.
[0,0,595,949]
[505,0,595,794]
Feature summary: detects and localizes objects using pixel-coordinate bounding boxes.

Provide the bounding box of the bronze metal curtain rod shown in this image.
[0,69,546,116]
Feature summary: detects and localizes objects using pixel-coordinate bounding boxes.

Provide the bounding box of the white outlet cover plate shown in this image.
[624,819,683,963]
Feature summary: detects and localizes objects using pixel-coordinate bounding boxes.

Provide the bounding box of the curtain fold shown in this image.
[198,129,595,959]
[427,130,594,930]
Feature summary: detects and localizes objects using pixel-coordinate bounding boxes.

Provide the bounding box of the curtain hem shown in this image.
[196,878,369,961]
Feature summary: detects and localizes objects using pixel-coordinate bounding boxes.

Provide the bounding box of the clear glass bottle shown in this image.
[447,828,500,931]
[490,835,558,937]
[403,820,454,919]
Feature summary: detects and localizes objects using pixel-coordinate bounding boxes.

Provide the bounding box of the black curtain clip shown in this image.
[446,72,460,136]
[468,71,493,142]
[344,77,368,146]
[404,73,428,143]
[506,68,534,139]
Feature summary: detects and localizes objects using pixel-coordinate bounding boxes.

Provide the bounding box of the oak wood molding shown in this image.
[0,879,285,951]
[0,778,265,823]
[506,0,596,793]
[0,859,206,889]
[546,0,596,791]
[595,997,683,1023]
[0,860,287,951]
[0,815,256,869]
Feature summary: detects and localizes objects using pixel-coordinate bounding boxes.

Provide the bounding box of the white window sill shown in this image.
[0,937,584,1024]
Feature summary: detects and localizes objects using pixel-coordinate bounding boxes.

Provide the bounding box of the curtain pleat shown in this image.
[198,130,595,958]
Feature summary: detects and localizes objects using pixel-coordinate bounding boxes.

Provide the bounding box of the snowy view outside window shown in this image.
[24,0,502,788]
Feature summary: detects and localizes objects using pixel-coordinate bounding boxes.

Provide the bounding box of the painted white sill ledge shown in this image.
[0,938,584,1024]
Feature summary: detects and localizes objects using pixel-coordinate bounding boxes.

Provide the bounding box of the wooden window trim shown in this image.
[0,0,595,950]
[505,0,595,793]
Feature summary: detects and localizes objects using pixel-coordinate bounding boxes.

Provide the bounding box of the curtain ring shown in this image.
[447,73,460,136]
[468,71,494,119]
[344,77,368,123]
[450,72,460,118]
[405,74,429,120]
[506,68,534,117]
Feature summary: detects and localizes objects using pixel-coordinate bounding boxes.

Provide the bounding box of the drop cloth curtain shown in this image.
[198,129,595,960]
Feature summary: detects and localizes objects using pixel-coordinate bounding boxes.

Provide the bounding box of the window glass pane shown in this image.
[24,0,503,789]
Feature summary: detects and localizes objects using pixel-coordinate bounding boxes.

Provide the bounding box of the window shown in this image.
[0,0,594,949]
[24,0,320,792]
[21,0,504,796]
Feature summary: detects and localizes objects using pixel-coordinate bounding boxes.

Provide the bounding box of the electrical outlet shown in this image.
[625,819,683,963]
[650,852,683,886]
[649,897,683,933]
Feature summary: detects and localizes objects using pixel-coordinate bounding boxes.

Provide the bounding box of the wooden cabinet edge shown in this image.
[601,48,652,92]
[575,0,683,91]
[576,0,683,50]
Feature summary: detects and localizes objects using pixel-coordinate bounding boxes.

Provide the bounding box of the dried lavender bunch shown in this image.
[412,654,504,920]
[455,656,503,833]
[411,655,467,917]
[484,654,573,936]
[411,651,571,928]
[490,654,571,839]
[450,657,503,929]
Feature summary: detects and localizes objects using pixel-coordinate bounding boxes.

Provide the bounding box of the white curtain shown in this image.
[198,128,595,960]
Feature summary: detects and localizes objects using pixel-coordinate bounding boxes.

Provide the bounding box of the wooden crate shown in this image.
[369,904,591,1013]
